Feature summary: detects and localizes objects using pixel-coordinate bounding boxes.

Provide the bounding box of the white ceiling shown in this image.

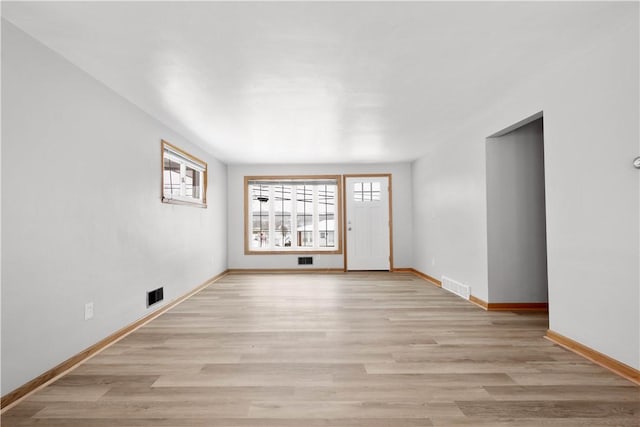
[2,1,630,164]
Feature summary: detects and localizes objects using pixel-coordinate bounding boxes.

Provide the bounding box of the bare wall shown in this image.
[412,12,639,368]
[1,21,228,395]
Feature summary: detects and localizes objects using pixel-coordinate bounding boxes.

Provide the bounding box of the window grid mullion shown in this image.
[291,185,298,250]
[268,186,276,250]
[312,185,319,250]
[180,163,186,197]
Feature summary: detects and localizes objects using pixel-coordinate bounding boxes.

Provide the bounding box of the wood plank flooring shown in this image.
[3,272,639,426]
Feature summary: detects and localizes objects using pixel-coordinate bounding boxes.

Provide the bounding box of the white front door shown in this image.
[345,176,391,271]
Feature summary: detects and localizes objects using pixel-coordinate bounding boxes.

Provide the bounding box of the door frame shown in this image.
[342,174,394,272]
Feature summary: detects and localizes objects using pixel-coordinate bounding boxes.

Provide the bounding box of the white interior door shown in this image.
[345,176,390,270]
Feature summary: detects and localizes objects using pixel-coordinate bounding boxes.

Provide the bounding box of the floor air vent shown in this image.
[442,276,471,300]
[298,256,313,265]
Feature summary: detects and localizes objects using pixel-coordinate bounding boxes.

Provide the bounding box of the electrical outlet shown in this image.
[84,302,94,320]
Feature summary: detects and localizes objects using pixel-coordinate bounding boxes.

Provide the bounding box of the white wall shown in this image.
[1,21,228,395]
[228,163,412,270]
[413,13,639,368]
[486,118,548,303]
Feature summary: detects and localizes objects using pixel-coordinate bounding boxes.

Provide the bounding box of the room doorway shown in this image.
[485,113,549,307]
[344,175,392,271]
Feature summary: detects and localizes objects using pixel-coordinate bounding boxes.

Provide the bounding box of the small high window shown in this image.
[353,181,381,202]
[162,140,207,207]
[245,176,342,254]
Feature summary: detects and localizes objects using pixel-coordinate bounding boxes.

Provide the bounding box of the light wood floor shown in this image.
[3,272,639,426]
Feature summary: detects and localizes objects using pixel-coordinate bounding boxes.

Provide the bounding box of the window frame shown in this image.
[244,175,343,255]
[161,140,208,208]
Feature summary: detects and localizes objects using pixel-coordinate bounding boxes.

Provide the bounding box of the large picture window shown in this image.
[162,140,207,207]
[245,176,342,254]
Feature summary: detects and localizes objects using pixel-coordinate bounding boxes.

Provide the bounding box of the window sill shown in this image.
[245,249,342,255]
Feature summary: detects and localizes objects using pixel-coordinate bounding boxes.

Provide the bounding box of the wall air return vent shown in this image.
[442,276,471,300]
[147,287,164,307]
[298,256,313,265]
